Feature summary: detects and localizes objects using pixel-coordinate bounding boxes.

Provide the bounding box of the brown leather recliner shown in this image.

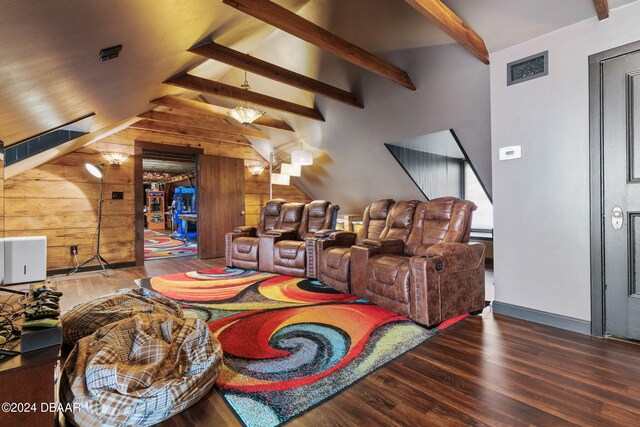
[308,199,395,293]
[225,199,286,270]
[350,197,485,327]
[260,200,339,277]
[257,202,306,272]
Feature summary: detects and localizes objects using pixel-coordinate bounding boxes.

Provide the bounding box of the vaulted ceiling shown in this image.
[1,0,636,205]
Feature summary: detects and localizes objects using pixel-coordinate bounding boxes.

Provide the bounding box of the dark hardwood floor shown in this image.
[51,259,640,426]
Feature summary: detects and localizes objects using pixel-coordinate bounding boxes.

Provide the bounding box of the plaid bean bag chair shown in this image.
[60,313,223,427]
[61,287,183,347]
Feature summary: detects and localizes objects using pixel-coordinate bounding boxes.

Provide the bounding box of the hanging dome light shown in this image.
[228,71,265,125]
[291,138,313,166]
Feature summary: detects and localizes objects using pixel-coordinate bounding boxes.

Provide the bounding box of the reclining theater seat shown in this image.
[262,200,339,277]
[225,199,286,270]
[311,199,395,292]
[351,197,485,327]
[257,202,306,272]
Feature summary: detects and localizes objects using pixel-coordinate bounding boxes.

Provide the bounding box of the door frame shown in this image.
[589,40,640,337]
[133,141,203,266]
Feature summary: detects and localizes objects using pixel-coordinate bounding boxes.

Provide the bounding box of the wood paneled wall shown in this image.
[244,169,312,225]
[4,139,135,270]
[3,128,312,270]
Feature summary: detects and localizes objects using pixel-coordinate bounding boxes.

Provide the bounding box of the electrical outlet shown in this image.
[70,245,78,255]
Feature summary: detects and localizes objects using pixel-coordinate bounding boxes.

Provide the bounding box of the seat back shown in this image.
[379,200,420,243]
[356,199,395,244]
[274,202,306,234]
[256,199,286,236]
[404,197,477,256]
[298,200,340,240]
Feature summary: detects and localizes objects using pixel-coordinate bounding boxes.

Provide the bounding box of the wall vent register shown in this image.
[507,51,548,86]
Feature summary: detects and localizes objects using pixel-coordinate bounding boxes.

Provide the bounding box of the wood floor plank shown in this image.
[43,259,640,426]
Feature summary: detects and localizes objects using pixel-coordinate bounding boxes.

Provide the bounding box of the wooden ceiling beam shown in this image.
[405,0,489,64]
[149,95,294,132]
[165,74,325,122]
[222,0,416,90]
[189,41,363,108]
[592,0,609,20]
[138,110,270,139]
[130,120,253,146]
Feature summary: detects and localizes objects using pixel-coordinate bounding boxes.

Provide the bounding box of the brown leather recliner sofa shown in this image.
[350,197,485,326]
[260,200,339,277]
[225,199,286,270]
[307,199,395,292]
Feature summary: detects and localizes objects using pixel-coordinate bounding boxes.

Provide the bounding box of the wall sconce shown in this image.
[100,152,129,166]
[246,164,266,176]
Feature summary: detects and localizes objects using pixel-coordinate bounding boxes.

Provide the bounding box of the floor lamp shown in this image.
[67,163,113,276]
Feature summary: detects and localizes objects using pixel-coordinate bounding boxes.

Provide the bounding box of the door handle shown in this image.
[612,206,624,230]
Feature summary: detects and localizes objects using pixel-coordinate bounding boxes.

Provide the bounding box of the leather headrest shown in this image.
[309,200,330,217]
[265,199,286,216]
[369,199,395,220]
[282,203,305,222]
[388,200,419,228]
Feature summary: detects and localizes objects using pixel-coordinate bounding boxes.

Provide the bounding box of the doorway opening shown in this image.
[133,142,203,265]
[142,150,198,261]
[142,150,197,261]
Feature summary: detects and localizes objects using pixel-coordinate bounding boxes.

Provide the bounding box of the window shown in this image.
[4,114,94,166]
[386,129,493,234]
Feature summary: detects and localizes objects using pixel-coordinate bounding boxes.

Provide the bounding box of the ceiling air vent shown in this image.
[507,51,548,86]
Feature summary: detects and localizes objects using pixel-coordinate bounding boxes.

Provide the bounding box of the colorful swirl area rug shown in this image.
[144,230,197,260]
[138,267,467,427]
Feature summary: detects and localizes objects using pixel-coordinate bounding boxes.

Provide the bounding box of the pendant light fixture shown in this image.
[228,71,265,125]
[291,139,313,166]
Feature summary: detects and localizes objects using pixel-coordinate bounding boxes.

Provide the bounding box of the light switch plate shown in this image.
[499,145,522,160]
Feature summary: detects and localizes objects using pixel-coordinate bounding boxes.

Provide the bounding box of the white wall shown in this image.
[289,43,492,213]
[490,2,640,321]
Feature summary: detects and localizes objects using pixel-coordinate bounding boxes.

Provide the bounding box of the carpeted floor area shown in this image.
[138,267,468,427]
[144,229,198,260]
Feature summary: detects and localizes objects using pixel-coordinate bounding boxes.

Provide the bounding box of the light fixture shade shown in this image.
[291,149,313,166]
[228,105,264,124]
[280,163,301,177]
[85,163,104,179]
[271,173,290,186]
[247,164,265,176]
[101,151,129,165]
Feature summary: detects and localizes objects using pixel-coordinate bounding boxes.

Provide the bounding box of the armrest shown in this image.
[424,242,472,257]
[361,237,405,251]
[408,242,485,326]
[265,229,298,239]
[233,225,257,234]
[313,228,339,238]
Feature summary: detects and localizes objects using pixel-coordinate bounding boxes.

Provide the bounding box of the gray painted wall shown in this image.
[490,1,640,321]
[286,43,492,214]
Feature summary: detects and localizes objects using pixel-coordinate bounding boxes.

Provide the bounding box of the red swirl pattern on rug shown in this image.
[139,267,469,427]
